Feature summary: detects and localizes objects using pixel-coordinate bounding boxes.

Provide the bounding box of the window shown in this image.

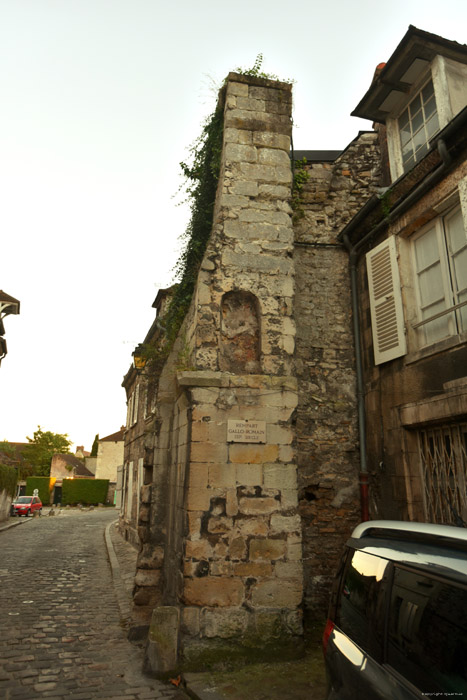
[412,206,467,346]
[398,79,440,172]
[336,550,389,659]
[366,236,407,365]
[388,567,467,695]
[418,422,467,524]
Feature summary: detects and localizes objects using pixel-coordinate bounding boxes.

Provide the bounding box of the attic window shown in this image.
[398,78,440,171]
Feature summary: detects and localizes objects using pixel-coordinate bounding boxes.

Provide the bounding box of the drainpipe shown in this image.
[341,133,455,522]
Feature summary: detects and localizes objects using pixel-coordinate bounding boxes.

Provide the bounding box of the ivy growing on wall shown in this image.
[163,106,224,348]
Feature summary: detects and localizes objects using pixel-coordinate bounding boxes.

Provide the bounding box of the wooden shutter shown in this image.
[366,236,407,365]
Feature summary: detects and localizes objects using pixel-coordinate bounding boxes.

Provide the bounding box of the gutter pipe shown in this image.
[341,132,456,522]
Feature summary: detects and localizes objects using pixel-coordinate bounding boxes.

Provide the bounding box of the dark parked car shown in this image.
[323,520,467,699]
[10,496,42,517]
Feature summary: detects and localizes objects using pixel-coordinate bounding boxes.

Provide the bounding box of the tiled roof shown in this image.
[100,429,125,443]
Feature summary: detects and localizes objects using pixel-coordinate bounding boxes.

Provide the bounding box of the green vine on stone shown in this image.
[291,158,310,223]
[163,106,224,349]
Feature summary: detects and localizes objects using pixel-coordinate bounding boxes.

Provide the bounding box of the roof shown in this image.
[292,150,341,163]
[100,429,125,443]
[352,25,467,123]
[54,453,94,477]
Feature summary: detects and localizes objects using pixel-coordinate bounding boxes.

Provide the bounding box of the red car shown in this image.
[10,496,42,517]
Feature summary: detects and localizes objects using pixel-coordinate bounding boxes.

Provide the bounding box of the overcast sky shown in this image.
[0,0,466,449]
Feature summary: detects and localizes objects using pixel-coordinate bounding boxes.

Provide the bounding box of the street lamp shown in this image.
[132,344,147,372]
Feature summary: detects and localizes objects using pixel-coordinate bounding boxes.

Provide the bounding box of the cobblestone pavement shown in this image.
[0,509,188,700]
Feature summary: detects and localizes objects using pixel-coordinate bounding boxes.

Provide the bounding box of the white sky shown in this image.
[0,0,466,449]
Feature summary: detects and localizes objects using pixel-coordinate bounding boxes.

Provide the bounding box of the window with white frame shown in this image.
[366,203,467,364]
[412,206,467,346]
[398,78,440,172]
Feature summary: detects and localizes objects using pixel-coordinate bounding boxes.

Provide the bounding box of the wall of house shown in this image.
[293,133,383,617]
[95,440,124,481]
[50,455,74,480]
[357,163,467,522]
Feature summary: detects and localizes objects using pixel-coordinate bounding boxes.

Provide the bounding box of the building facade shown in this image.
[120,25,467,674]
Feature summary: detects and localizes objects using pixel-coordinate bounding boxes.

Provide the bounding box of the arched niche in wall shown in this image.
[220,291,261,374]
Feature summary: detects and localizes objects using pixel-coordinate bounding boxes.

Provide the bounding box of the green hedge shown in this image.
[62,479,109,505]
[26,477,55,504]
[0,464,17,498]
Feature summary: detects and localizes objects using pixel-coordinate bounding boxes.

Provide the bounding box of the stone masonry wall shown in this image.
[142,73,304,673]
[293,133,382,617]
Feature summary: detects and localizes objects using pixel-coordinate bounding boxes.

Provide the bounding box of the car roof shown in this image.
[348,520,467,584]
[352,520,467,542]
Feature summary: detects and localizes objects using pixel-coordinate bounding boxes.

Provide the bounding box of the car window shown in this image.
[335,549,389,660]
[387,566,467,695]
[16,497,32,504]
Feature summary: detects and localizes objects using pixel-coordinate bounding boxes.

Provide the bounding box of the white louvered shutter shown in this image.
[366,236,407,365]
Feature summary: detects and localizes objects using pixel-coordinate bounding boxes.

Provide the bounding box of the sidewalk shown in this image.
[106,520,327,700]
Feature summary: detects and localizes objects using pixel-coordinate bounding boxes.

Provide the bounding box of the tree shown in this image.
[24,426,72,476]
[90,434,99,457]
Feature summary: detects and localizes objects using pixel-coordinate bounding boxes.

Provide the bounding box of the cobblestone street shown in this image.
[0,510,187,700]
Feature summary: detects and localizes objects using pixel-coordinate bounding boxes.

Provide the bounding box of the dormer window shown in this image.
[398,78,440,171]
[351,26,467,182]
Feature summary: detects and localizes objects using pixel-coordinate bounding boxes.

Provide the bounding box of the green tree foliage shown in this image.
[90,434,99,457]
[0,464,17,498]
[24,426,72,477]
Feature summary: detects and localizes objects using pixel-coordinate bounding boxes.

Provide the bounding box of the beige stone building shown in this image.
[120,25,467,675]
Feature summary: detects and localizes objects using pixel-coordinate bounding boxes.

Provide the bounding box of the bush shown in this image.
[26,477,55,504]
[62,479,109,506]
[0,464,17,498]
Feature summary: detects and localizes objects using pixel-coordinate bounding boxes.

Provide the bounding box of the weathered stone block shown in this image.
[253,132,290,150]
[139,544,165,570]
[251,579,302,607]
[258,148,290,166]
[236,96,266,112]
[231,180,258,196]
[233,561,273,577]
[187,463,209,490]
[236,518,268,537]
[224,127,253,144]
[181,607,200,636]
[225,142,258,163]
[226,488,239,516]
[274,561,303,579]
[230,443,279,464]
[185,538,213,560]
[133,586,161,607]
[249,538,286,561]
[147,606,180,675]
[186,488,212,512]
[183,577,244,607]
[229,536,247,560]
[201,608,249,639]
[227,82,249,97]
[235,463,263,485]
[135,568,161,587]
[209,463,236,488]
[207,516,233,534]
[263,463,297,490]
[270,513,302,534]
[191,442,228,464]
[239,496,279,516]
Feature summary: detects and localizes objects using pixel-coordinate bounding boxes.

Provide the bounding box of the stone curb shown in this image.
[0,516,35,533]
[104,520,132,626]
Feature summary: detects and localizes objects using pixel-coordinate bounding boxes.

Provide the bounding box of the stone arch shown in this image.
[220,291,261,374]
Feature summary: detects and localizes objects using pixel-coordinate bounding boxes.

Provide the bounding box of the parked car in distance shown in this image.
[10,496,42,517]
[323,520,467,699]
